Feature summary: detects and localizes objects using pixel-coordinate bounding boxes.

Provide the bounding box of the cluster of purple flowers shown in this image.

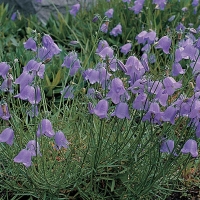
[82,19,200,157]
[2,0,200,172]
[0,34,70,168]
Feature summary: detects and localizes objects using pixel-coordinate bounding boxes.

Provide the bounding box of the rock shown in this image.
[0,0,96,24]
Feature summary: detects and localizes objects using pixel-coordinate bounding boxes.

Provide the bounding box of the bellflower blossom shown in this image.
[0,62,10,79]
[54,131,69,150]
[136,31,148,44]
[14,85,41,104]
[153,0,167,10]
[96,40,109,53]
[142,102,162,124]
[0,104,11,120]
[97,46,114,60]
[26,140,41,156]
[62,52,81,76]
[172,62,185,76]
[105,8,114,18]
[14,149,32,167]
[89,100,109,118]
[14,71,35,91]
[155,36,171,54]
[125,56,145,84]
[0,128,14,146]
[160,139,174,153]
[36,119,55,137]
[132,92,149,111]
[144,31,157,44]
[120,43,132,55]
[93,99,109,119]
[111,102,130,119]
[181,139,198,157]
[162,106,177,124]
[163,77,182,95]
[107,78,129,104]
[0,75,13,93]
[129,0,145,14]
[100,22,109,33]
[192,0,199,7]
[61,86,74,99]
[11,12,17,20]
[38,35,61,60]
[141,53,149,72]
[14,140,41,167]
[83,64,111,88]
[188,100,200,120]
[70,3,80,17]
[24,38,37,51]
[110,24,122,37]
[23,59,45,79]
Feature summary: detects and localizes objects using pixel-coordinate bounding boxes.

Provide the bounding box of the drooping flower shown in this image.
[54,131,69,150]
[14,71,35,91]
[155,36,171,54]
[132,92,149,111]
[192,0,199,7]
[83,69,100,84]
[109,58,118,72]
[0,62,10,79]
[14,149,32,167]
[107,78,129,104]
[100,22,109,33]
[11,12,17,21]
[23,59,45,79]
[163,77,182,95]
[160,139,174,153]
[181,139,198,157]
[97,47,114,60]
[38,35,61,60]
[70,3,80,17]
[86,88,96,99]
[0,128,14,146]
[14,85,41,104]
[144,31,157,44]
[129,0,145,14]
[92,15,99,23]
[162,106,177,124]
[93,99,109,119]
[83,64,111,87]
[62,52,81,76]
[36,119,55,137]
[24,38,37,51]
[141,53,149,72]
[61,86,74,99]
[168,15,176,22]
[142,102,162,124]
[135,31,148,44]
[153,0,167,10]
[110,24,122,37]
[125,56,145,84]
[0,104,11,120]
[111,102,130,119]
[26,140,41,156]
[0,72,14,93]
[172,62,185,76]
[105,8,114,18]
[96,40,109,53]
[120,43,132,55]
